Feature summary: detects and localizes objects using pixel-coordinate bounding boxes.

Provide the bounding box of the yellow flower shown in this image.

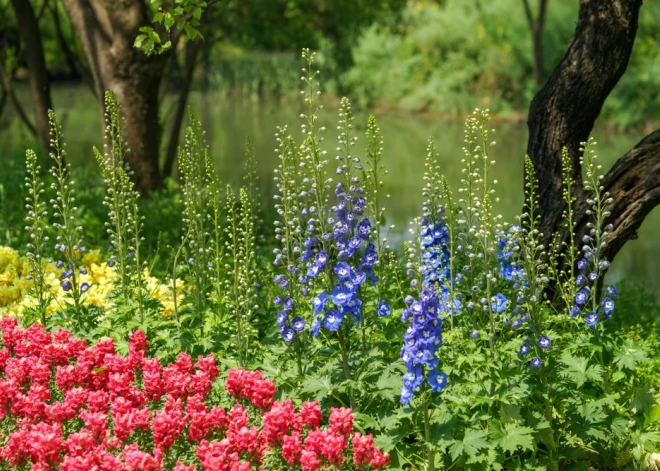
[83,250,102,266]
[0,245,186,319]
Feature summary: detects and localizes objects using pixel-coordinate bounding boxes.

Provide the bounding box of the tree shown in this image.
[526,0,659,265]
[8,0,53,149]
[521,0,548,85]
[60,0,168,194]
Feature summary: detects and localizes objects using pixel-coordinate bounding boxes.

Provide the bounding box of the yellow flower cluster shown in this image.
[0,246,184,318]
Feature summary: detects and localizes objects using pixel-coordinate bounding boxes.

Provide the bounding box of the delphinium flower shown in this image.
[95,92,147,322]
[567,139,618,328]
[243,136,265,242]
[178,111,213,324]
[512,158,555,368]
[271,126,311,350]
[47,110,87,317]
[223,186,260,366]
[400,287,447,404]
[419,218,451,287]
[23,149,51,325]
[399,140,462,471]
[271,53,389,364]
[408,140,463,318]
[270,50,333,349]
[497,226,525,283]
[452,110,515,361]
[362,114,389,255]
[307,97,390,350]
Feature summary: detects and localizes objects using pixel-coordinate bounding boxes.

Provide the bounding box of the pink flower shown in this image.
[129,330,148,356]
[225,369,276,411]
[4,422,63,468]
[352,432,376,468]
[80,409,108,440]
[329,407,354,437]
[163,353,194,398]
[142,357,166,401]
[281,431,302,466]
[296,401,323,431]
[111,397,151,442]
[261,399,295,445]
[122,443,162,471]
[300,449,322,471]
[152,395,185,451]
[63,430,98,457]
[173,461,196,471]
[197,439,239,471]
[371,449,391,469]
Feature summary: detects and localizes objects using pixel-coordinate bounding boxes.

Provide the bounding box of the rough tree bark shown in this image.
[60,0,168,194]
[526,0,659,264]
[9,0,53,150]
[521,0,548,85]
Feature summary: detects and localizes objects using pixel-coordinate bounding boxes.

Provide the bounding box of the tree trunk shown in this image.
[9,0,53,150]
[531,27,544,86]
[60,0,167,194]
[521,0,548,86]
[526,0,658,264]
[163,39,200,178]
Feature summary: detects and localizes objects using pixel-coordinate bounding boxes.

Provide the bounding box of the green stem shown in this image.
[541,368,558,471]
[423,388,435,471]
[295,337,304,377]
[337,329,352,381]
[337,328,355,409]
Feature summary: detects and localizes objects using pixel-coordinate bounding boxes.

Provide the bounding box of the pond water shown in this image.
[2,84,659,293]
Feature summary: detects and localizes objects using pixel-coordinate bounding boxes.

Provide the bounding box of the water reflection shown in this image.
[3,86,658,293]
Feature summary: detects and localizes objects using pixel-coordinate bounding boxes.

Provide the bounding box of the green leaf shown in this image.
[613,339,649,372]
[631,387,655,414]
[500,403,522,423]
[300,376,332,401]
[449,428,489,460]
[560,351,603,388]
[354,412,379,430]
[491,421,535,454]
[374,368,401,402]
[164,14,176,29]
[647,403,660,425]
[134,34,146,48]
[374,425,410,452]
[610,416,629,439]
[148,30,161,43]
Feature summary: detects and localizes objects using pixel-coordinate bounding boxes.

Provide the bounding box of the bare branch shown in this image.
[0,62,38,137]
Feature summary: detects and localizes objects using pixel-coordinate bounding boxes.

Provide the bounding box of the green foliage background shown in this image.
[340,0,660,128]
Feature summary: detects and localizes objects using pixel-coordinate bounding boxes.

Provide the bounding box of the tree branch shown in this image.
[587,130,660,261]
[163,38,200,177]
[0,62,38,137]
[36,0,49,22]
[0,85,8,122]
[526,0,643,253]
[521,0,535,30]
[538,0,548,29]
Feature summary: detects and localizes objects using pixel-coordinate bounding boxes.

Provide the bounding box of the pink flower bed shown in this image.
[0,318,389,470]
